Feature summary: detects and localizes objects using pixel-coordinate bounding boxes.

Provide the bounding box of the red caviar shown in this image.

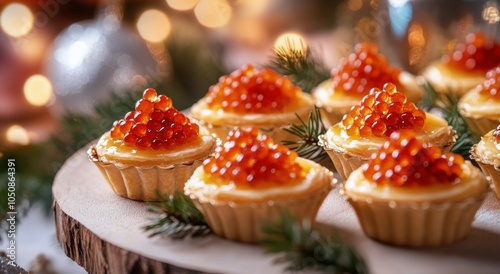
[341,83,426,138]
[363,130,464,187]
[204,64,301,113]
[493,125,500,143]
[478,66,500,100]
[110,88,199,150]
[331,43,402,97]
[203,128,305,186]
[442,32,500,74]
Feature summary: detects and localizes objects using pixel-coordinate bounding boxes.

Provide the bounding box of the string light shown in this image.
[0,3,34,38]
[6,125,30,145]
[194,0,232,28]
[23,74,53,106]
[274,32,308,55]
[166,0,199,11]
[137,9,171,43]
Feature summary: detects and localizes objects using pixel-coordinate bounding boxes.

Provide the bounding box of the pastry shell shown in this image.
[88,146,210,201]
[185,159,336,243]
[341,184,487,247]
[471,144,500,200]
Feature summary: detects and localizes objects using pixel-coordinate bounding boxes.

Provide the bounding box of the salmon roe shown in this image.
[493,125,500,143]
[202,127,305,186]
[477,66,500,100]
[363,130,464,187]
[204,64,301,113]
[109,88,199,150]
[442,32,500,73]
[331,43,402,97]
[341,83,426,138]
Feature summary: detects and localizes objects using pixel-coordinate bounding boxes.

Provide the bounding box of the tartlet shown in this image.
[471,126,500,200]
[458,66,500,136]
[88,88,217,201]
[423,32,500,97]
[343,130,488,247]
[321,83,456,181]
[312,43,422,126]
[184,127,335,243]
[190,64,314,143]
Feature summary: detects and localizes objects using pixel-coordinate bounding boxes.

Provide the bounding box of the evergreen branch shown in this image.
[418,81,479,159]
[260,211,367,274]
[282,106,328,161]
[269,39,330,93]
[417,78,439,112]
[143,190,211,239]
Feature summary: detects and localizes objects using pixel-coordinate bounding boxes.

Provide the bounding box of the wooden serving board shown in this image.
[53,146,500,274]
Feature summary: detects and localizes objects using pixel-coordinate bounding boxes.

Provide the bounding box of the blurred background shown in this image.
[0,0,498,272]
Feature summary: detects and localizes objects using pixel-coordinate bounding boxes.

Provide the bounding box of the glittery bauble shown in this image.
[44,13,168,115]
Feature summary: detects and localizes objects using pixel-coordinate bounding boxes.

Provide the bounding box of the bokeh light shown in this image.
[166,0,199,11]
[274,32,308,55]
[23,74,53,106]
[0,3,34,38]
[483,1,500,24]
[6,125,30,145]
[137,9,171,43]
[194,0,232,28]
[348,0,363,11]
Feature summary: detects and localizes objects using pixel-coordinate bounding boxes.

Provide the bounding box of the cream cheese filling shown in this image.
[423,62,485,95]
[312,71,423,113]
[344,161,486,203]
[189,94,314,127]
[184,158,334,204]
[94,132,216,166]
[458,88,500,119]
[323,112,453,158]
[474,131,500,166]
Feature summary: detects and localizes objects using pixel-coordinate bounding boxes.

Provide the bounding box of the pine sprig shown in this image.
[269,39,330,93]
[417,79,439,112]
[418,81,479,159]
[282,106,328,161]
[260,211,367,274]
[144,191,211,239]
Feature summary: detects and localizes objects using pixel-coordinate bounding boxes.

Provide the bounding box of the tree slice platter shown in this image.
[53,146,500,274]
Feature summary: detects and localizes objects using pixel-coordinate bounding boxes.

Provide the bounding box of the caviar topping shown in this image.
[110,88,199,150]
[331,43,401,97]
[442,32,500,73]
[477,66,500,100]
[204,64,302,113]
[363,130,464,187]
[202,127,305,187]
[341,83,426,138]
[493,125,500,144]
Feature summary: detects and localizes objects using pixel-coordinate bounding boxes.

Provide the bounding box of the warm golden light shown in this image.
[23,74,53,106]
[348,0,363,11]
[408,23,425,65]
[6,125,30,145]
[274,32,308,55]
[194,0,232,28]
[236,0,268,14]
[137,9,171,43]
[483,1,500,24]
[166,0,199,11]
[0,3,34,38]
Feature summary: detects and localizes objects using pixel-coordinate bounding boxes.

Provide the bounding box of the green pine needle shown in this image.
[282,106,328,161]
[260,211,367,274]
[418,81,479,159]
[269,39,330,93]
[144,190,211,239]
